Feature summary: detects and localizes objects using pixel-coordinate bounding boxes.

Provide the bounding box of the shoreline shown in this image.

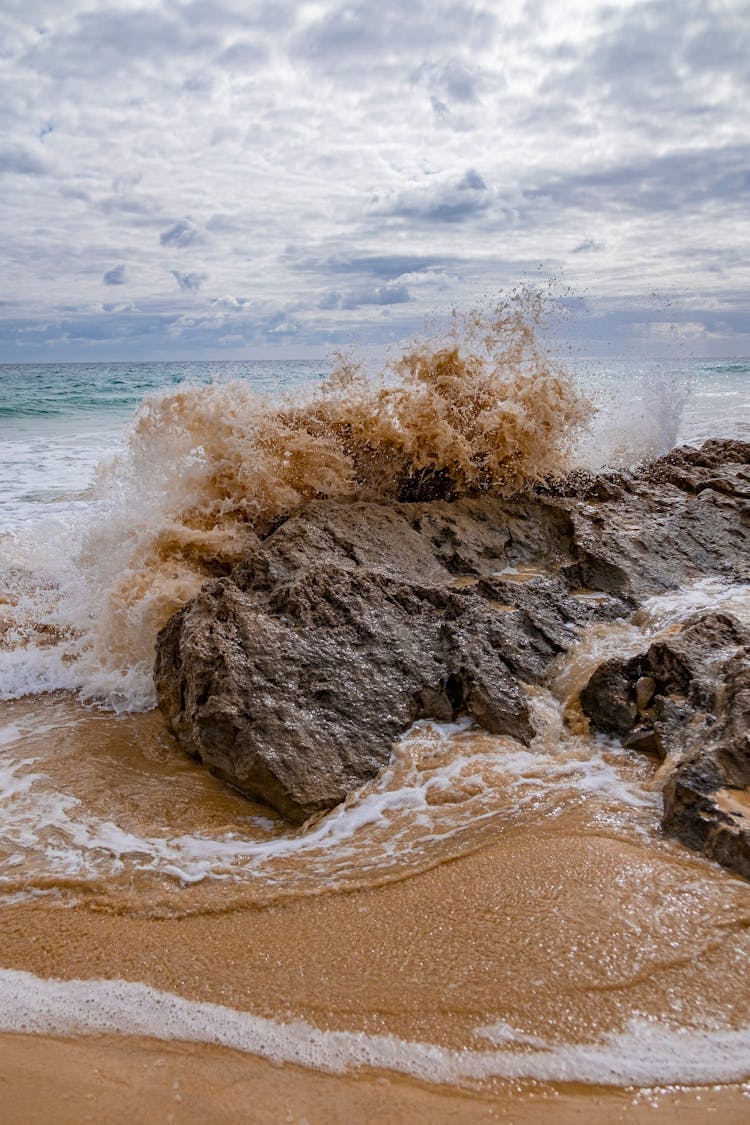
[1,438,749,1119]
[3,1032,750,1125]
[1,797,749,1115]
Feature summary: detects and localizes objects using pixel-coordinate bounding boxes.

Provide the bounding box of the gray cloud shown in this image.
[572,239,604,254]
[412,57,486,110]
[295,0,495,71]
[160,220,200,248]
[320,284,411,310]
[378,168,491,224]
[171,270,207,290]
[525,145,750,215]
[102,264,127,285]
[0,143,50,175]
[295,254,456,279]
[217,39,268,69]
[20,7,219,80]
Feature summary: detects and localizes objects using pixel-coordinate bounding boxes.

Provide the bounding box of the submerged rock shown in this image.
[155,439,750,831]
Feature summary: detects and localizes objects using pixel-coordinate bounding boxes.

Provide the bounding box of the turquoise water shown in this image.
[0,360,327,421]
[0,360,327,522]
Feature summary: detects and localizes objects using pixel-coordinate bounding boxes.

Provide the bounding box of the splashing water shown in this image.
[572,365,693,470]
[0,294,588,711]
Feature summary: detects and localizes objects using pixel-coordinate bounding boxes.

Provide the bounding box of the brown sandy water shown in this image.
[1,668,750,1121]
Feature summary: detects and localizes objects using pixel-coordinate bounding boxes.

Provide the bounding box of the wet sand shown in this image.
[2,807,750,1119]
[2,581,750,1124]
[4,1032,750,1125]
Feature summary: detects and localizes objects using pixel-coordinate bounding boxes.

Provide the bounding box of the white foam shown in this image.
[1,968,749,1087]
[0,496,159,712]
[0,712,658,904]
[637,578,750,631]
[551,579,750,709]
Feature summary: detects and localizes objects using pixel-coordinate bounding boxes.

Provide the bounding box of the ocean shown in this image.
[1,349,750,1119]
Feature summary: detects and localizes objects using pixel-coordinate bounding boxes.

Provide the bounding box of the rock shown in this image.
[155,439,750,828]
[581,610,750,878]
[155,499,575,824]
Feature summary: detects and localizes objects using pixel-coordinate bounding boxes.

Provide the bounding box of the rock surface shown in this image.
[581,611,750,878]
[155,439,750,836]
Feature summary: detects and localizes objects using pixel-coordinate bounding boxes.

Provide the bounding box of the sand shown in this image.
[2,810,750,1120]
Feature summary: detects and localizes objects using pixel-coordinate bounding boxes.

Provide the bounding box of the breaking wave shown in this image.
[0,293,588,711]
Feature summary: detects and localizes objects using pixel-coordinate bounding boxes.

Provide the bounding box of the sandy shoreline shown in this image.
[3,1031,750,1125]
[2,808,750,1120]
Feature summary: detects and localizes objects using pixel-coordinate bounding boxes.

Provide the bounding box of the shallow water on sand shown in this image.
[1,582,750,1105]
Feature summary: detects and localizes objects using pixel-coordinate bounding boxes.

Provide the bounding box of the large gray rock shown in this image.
[154,499,586,823]
[155,439,750,827]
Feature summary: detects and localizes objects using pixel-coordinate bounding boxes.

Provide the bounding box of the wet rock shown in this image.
[581,611,750,878]
[154,502,563,824]
[155,439,750,827]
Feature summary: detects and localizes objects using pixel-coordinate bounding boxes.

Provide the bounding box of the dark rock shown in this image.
[580,660,642,739]
[581,610,750,878]
[155,439,750,828]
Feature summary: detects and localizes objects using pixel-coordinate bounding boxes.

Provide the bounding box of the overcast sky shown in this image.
[1,0,748,360]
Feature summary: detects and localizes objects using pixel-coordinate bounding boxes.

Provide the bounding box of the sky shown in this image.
[0,0,748,361]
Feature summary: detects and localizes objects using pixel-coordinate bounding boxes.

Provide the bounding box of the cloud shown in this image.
[217,39,268,69]
[320,283,411,309]
[160,220,200,248]
[171,270,207,291]
[525,144,750,215]
[0,0,747,359]
[20,6,219,81]
[111,170,142,194]
[294,253,455,278]
[377,168,491,224]
[412,57,486,112]
[536,0,750,131]
[572,239,604,254]
[0,143,50,176]
[102,264,127,285]
[295,0,496,72]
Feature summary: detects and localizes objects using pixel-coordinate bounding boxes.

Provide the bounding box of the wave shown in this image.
[0,293,588,711]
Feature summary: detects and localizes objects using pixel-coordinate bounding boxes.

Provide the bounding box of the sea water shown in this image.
[2,355,748,527]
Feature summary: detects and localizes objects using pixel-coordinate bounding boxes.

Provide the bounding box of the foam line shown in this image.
[1,969,749,1087]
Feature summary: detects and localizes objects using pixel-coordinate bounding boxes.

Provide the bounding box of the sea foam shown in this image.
[1,967,749,1087]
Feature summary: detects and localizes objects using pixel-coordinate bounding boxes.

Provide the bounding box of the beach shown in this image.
[2,743,750,1122]
[1,353,749,1120]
